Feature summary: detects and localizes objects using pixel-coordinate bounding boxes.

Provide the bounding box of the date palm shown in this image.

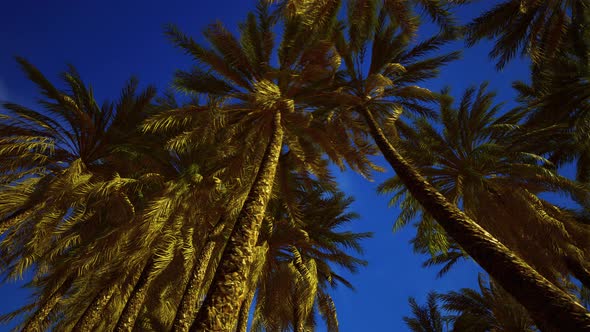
[164,3,377,329]
[51,125,243,331]
[233,151,341,331]
[268,0,462,32]
[0,59,169,330]
[138,94,257,332]
[441,274,536,332]
[317,6,590,327]
[107,107,254,331]
[405,276,536,332]
[512,13,590,190]
[463,0,588,68]
[244,178,370,332]
[380,83,590,290]
[0,60,238,332]
[403,292,449,332]
[0,58,161,233]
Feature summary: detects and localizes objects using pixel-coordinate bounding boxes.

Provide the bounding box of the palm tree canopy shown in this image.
[378,83,590,287]
[464,0,588,68]
[250,169,371,331]
[440,274,536,332]
[0,59,174,330]
[403,291,448,332]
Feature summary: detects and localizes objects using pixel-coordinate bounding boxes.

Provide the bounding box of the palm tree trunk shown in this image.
[114,258,157,332]
[22,277,73,332]
[236,284,255,332]
[236,244,268,332]
[192,111,284,331]
[73,284,117,331]
[172,221,226,332]
[0,208,29,234]
[359,106,590,330]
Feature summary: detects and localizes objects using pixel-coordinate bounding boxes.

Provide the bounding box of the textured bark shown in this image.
[236,244,268,332]
[236,284,255,332]
[172,222,225,332]
[0,208,29,234]
[73,284,117,331]
[114,259,156,332]
[192,111,283,331]
[359,106,590,330]
[22,277,73,332]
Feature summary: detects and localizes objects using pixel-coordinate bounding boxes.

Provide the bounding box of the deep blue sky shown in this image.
[0,1,535,331]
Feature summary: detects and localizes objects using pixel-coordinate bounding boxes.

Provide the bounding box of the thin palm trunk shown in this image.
[359,106,590,330]
[22,277,73,332]
[0,208,29,234]
[0,221,16,235]
[236,244,268,332]
[114,258,157,332]
[193,111,284,331]
[172,221,226,332]
[73,284,117,331]
[236,284,256,332]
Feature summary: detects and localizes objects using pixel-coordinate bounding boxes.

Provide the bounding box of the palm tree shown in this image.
[72,279,120,331]
[405,276,536,332]
[0,59,161,233]
[268,0,462,32]
[137,96,254,332]
[109,117,253,331]
[62,147,235,331]
[245,177,370,332]
[317,6,590,328]
[0,61,236,332]
[463,0,588,68]
[379,83,590,292]
[163,3,377,329]
[230,151,340,332]
[236,244,269,332]
[30,85,262,332]
[511,12,590,189]
[170,216,227,332]
[441,274,536,332]
[403,292,449,332]
[0,58,168,330]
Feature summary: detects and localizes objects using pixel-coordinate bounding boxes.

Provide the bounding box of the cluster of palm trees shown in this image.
[1,0,590,331]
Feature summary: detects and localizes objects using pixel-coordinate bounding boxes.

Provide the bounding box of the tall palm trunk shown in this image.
[0,220,16,235]
[359,106,590,330]
[193,111,284,331]
[73,283,117,331]
[172,221,226,332]
[114,258,157,332]
[0,208,30,234]
[236,283,256,332]
[22,277,73,332]
[236,244,268,332]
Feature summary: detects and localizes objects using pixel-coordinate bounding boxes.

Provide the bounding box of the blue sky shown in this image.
[0,1,536,331]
